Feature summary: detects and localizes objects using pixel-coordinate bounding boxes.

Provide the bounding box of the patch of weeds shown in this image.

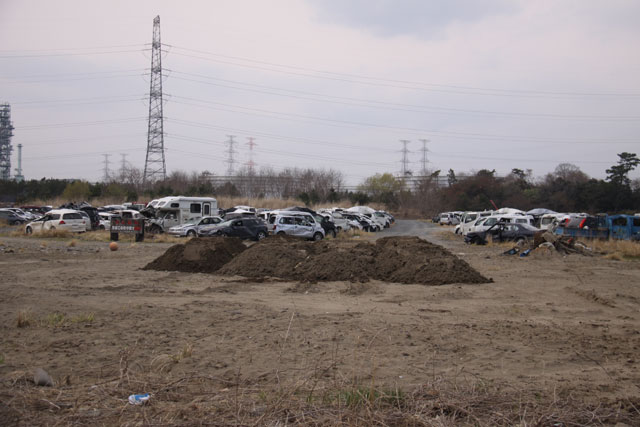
[171,343,194,362]
[16,310,35,328]
[0,354,5,364]
[45,312,67,327]
[67,239,78,247]
[71,313,95,324]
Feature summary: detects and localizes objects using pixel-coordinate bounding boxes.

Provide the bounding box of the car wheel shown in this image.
[256,231,267,240]
[99,225,105,230]
[149,225,162,234]
[25,226,32,235]
[186,230,196,237]
[329,229,336,238]
[277,231,286,235]
[313,232,323,241]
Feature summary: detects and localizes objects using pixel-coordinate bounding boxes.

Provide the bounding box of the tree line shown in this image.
[1,153,638,215]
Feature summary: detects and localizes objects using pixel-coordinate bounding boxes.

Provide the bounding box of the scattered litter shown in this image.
[503,231,595,258]
[128,393,151,405]
[519,249,532,257]
[33,368,54,387]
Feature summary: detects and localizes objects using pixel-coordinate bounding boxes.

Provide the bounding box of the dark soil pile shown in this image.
[218,236,491,285]
[143,237,247,273]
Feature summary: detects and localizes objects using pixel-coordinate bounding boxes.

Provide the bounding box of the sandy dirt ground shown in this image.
[1,220,639,425]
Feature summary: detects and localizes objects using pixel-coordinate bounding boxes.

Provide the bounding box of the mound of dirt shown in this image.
[218,236,491,285]
[143,237,247,273]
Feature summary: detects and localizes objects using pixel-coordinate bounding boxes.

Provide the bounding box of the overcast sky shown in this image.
[1,0,639,186]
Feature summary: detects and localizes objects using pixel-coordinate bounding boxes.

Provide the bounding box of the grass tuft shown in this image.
[45,312,67,327]
[16,310,34,328]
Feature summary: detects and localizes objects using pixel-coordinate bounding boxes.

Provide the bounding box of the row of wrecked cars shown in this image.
[436,208,640,245]
[13,196,395,242]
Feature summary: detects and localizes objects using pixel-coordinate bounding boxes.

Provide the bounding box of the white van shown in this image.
[147,196,219,233]
[460,211,493,235]
[24,209,87,234]
[539,213,566,231]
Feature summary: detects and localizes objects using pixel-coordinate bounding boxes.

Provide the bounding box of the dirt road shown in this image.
[1,222,639,425]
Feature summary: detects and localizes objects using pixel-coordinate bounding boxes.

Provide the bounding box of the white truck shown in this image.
[144,196,219,233]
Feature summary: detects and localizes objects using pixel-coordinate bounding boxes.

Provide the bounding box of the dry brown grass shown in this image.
[16,310,34,328]
[12,229,72,239]
[591,239,640,260]
[435,230,461,241]
[2,363,636,426]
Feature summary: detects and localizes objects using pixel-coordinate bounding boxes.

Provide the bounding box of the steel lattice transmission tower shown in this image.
[143,15,167,185]
[225,135,237,176]
[418,138,429,176]
[0,103,14,180]
[245,137,257,174]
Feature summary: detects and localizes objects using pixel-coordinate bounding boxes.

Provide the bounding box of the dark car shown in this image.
[465,222,539,245]
[314,214,337,238]
[79,206,101,230]
[0,209,26,225]
[199,217,268,241]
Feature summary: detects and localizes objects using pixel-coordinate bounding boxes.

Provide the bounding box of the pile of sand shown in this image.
[145,236,490,285]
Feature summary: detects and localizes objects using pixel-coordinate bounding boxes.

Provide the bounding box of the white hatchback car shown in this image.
[25,209,87,234]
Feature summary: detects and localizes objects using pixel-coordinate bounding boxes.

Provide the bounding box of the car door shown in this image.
[230,219,248,238]
[31,215,46,232]
[295,216,314,238]
[195,217,210,234]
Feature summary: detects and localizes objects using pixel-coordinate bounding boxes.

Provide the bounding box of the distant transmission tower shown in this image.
[14,144,24,182]
[0,103,14,180]
[225,135,237,176]
[120,153,128,177]
[102,154,111,182]
[399,139,411,177]
[143,15,166,185]
[246,137,257,174]
[418,138,429,176]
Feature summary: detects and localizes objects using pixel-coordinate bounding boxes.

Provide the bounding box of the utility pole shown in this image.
[0,103,14,180]
[418,138,429,176]
[399,139,411,177]
[225,135,237,176]
[102,154,111,182]
[143,15,166,185]
[246,137,257,174]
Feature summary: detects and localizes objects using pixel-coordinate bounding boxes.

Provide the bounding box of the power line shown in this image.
[169,71,640,121]
[0,48,148,59]
[164,44,640,99]
[17,117,146,130]
[166,98,638,144]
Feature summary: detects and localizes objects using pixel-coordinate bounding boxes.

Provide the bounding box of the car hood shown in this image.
[169,224,195,230]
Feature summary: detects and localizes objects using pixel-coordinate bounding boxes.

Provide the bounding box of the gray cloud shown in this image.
[307,0,518,39]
